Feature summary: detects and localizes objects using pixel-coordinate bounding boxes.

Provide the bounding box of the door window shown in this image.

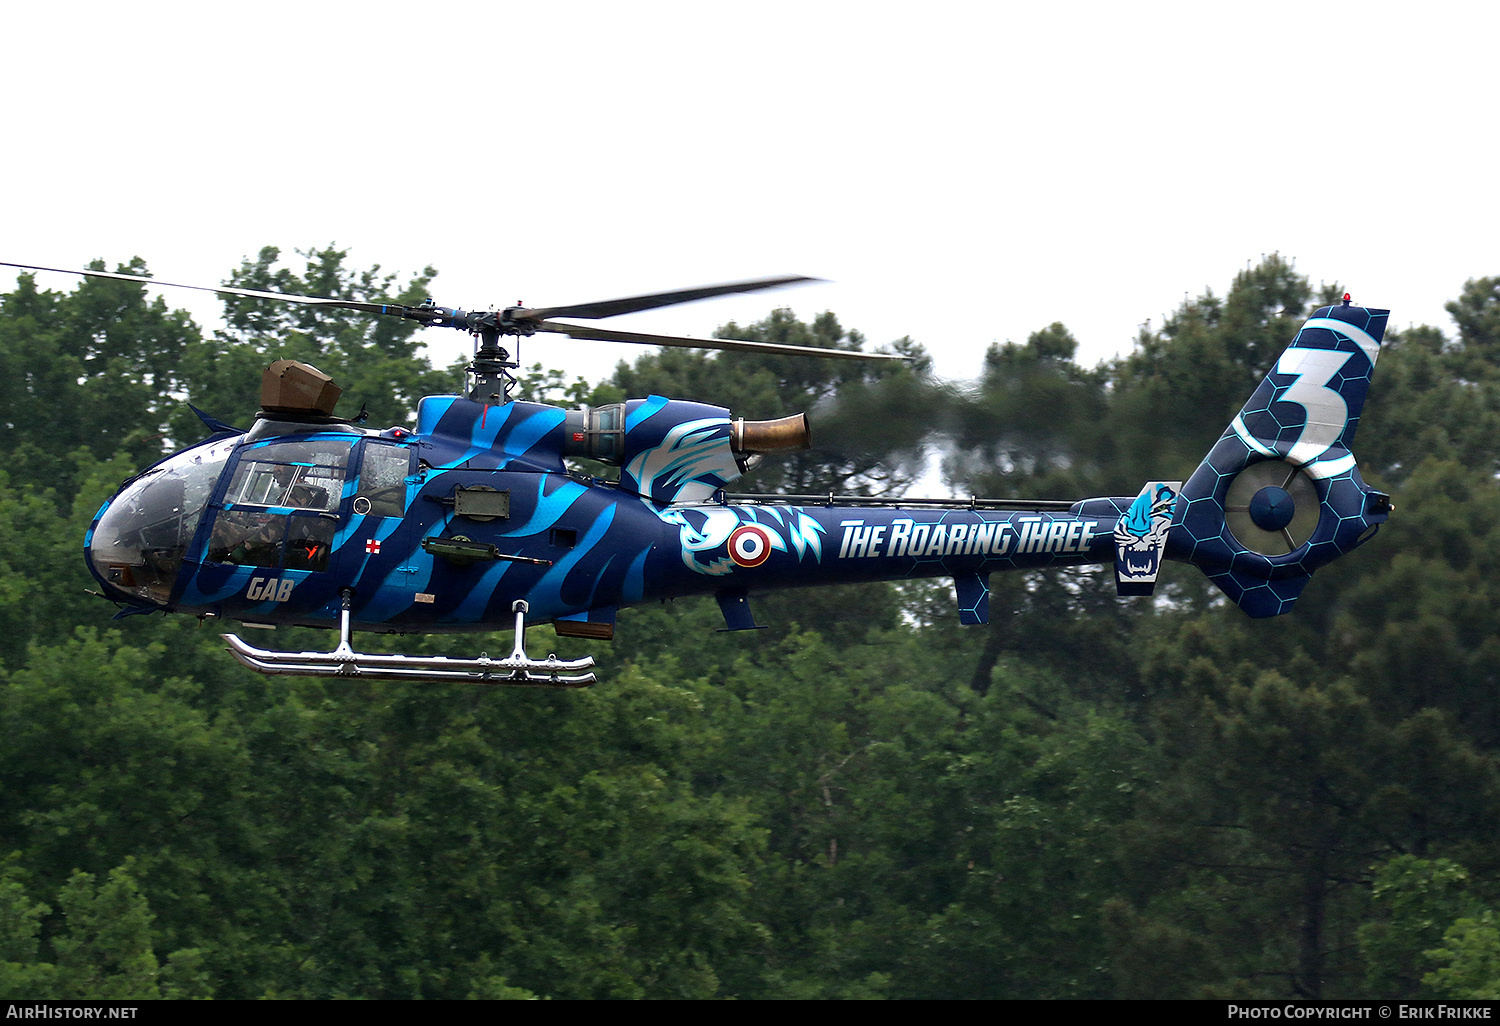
[354,444,412,517]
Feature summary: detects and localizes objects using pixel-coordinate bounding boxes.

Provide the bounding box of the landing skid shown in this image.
[223,597,596,687]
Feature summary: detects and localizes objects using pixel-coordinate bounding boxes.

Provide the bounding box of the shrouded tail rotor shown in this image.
[1223,458,1321,557]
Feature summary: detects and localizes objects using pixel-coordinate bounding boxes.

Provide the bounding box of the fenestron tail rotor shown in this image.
[1223,458,1321,556]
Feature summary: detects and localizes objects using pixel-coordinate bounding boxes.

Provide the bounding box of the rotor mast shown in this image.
[468,324,515,404]
[392,299,525,404]
[466,310,528,406]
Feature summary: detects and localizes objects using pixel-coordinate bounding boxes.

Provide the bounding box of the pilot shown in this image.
[287,482,330,510]
[223,514,284,567]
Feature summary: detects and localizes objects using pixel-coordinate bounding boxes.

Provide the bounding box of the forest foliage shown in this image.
[2,250,1500,998]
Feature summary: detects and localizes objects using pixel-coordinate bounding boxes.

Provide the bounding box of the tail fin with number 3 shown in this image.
[1170,298,1392,617]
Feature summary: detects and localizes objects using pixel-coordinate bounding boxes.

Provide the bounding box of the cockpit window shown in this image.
[205,438,354,571]
[206,509,338,572]
[87,436,239,604]
[207,510,288,568]
[225,439,353,512]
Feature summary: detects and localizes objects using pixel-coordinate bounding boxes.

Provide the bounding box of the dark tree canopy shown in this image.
[2,252,1500,999]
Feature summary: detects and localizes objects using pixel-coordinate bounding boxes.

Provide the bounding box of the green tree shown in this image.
[1426,911,1500,999]
[172,245,454,439]
[1360,855,1485,997]
[0,865,208,999]
[905,688,1156,998]
[0,870,56,996]
[945,322,1109,498]
[1442,276,1500,381]
[0,263,199,496]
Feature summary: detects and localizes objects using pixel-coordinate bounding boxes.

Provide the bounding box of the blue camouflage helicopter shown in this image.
[5,262,1393,687]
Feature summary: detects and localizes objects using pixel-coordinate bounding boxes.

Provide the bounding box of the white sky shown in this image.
[4,1,1495,387]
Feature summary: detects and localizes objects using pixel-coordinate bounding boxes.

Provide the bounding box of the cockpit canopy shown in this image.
[86,432,411,607]
[87,437,239,605]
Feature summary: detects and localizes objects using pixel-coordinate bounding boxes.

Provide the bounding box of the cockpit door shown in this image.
[349,442,414,520]
[323,441,418,613]
[201,437,356,611]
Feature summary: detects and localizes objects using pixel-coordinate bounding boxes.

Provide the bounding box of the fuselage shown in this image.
[82,298,1400,646]
[84,392,1141,636]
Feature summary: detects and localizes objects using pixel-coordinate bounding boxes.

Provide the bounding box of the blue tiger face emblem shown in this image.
[1114,483,1177,585]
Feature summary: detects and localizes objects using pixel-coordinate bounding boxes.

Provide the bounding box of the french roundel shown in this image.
[728,525,773,568]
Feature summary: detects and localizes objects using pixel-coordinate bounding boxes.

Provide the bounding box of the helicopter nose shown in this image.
[86,490,181,608]
[84,437,238,609]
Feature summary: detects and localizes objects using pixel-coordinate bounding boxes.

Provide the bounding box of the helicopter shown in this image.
[3,261,1393,687]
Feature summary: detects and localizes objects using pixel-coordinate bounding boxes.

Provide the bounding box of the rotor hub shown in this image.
[1248,486,1296,532]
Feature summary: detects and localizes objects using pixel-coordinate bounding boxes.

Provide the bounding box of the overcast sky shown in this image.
[5,1,1494,386]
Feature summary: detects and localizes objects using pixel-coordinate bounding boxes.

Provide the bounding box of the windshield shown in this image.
[88,437,239,604]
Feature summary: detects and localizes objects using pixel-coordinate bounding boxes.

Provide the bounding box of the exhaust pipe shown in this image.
[732,413,811,454]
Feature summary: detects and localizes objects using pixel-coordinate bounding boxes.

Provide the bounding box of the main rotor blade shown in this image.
[519,274,820,321]
[536,320,910,362]
[0,261,410,318]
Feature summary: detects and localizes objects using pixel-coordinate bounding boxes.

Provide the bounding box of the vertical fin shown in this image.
[715,588,765,632]
[954,572,991,625]
[1173,301,1392,617]
[1113,482,1180,597]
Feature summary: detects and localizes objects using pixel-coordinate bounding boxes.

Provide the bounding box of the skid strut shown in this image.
[223,595,596,687]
